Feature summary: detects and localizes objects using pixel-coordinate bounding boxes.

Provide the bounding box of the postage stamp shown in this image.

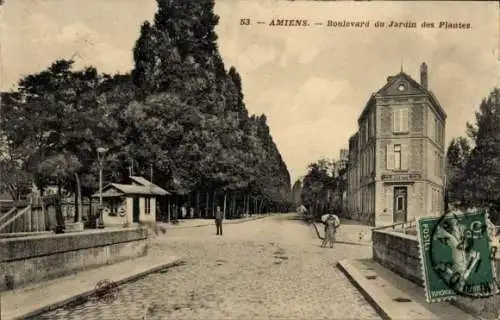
[417,210,499,303]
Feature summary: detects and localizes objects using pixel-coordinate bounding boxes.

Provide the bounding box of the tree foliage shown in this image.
[1,0,291,217]
[446,88,500,222]
[301,158,346,218]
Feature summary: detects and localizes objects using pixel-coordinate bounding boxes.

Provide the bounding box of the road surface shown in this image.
[37,214,380,320]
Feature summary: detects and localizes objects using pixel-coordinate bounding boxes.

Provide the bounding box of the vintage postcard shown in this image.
[0,1,499,319]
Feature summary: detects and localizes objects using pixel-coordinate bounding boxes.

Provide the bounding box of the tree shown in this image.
[37,153,82,226]
[463,88,500,220]
[445,137,471,208]
[301,159,337,217]
[130,0,291,217]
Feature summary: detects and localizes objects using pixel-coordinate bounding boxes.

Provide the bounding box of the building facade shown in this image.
[347,63,446,226]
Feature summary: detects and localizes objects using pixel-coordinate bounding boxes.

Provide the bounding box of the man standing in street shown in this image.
[215,206,224,236]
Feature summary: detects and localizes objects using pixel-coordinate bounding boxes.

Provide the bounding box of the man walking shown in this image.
[215,206,224,236]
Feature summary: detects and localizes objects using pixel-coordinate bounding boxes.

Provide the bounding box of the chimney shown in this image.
[420,62,428,89]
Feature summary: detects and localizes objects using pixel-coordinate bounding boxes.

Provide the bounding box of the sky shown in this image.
[1,0,499,183]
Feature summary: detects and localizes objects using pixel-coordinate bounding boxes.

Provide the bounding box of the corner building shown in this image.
[347,63,446,226]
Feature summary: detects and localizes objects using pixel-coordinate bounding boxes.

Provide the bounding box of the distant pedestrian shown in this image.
[181,205,187,219]
[189,207,194,219]
[215,206,224,236]
[321,212,340,248]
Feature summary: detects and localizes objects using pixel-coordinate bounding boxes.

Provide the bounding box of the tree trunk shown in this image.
[89,197,93,228]
[246,195,250,215]
[167,197,171,222]
[196,190,200,218]
[212,191,216,218]
[55,181,64,231]
[74,173,82,223]
[205,191,209,218]
[74,190,78,223]
[223,192,227,220]
[232,191,237,218]
[243,195,247,216]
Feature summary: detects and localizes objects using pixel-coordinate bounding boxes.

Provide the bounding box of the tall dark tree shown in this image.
[129,0,291,216]
[463,88,500,219]
[445,137,471,208]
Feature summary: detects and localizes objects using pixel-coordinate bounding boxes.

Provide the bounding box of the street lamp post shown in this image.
[97,147,108,228]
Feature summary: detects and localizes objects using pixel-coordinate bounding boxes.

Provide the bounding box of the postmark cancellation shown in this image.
[417,210,499,303]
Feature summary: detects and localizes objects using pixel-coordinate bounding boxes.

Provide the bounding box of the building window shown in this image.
[392,108,409,133]
[145,197,151,214]
[396,195,405,211]
[394,144,402,170]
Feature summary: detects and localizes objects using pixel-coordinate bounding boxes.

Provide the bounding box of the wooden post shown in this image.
[205,192,209,218]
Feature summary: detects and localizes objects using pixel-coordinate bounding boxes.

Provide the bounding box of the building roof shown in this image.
[91,176,170,198]
[358,71,447,123]
[129,176,154,187]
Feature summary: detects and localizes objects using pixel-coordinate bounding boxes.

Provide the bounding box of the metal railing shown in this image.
[0,206,31,232]
[0,207,16,226]
[372,218,417,232]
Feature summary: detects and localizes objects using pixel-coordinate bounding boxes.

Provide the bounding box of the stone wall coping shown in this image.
[372,228,418,242]
[0,228,148,262]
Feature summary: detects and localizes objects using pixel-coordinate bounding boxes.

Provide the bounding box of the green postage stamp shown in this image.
[417,210,499,303]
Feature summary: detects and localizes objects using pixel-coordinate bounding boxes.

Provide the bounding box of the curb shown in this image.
[337,259,391,320]
[165,215,268,229]
[16,258,185,320]
[306,220,372,247]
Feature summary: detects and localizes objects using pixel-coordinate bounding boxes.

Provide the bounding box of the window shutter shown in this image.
[401,144,409,170]
[386,144,394,170]
[401,108,409,132]
[392,109,399,132]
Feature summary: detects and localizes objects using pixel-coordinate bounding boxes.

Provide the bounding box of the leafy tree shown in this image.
[301,159,336,217]
[0,137,32,201]
[130,0,291,216]
[445,137,471,208]
[463,88,500,220]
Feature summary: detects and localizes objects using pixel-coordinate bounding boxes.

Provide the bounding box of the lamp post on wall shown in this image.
[97,147,108,228]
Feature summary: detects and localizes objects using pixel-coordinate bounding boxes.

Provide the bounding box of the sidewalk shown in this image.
[337,259,476,320]
[160,213,269,229]
[0,255,183,320]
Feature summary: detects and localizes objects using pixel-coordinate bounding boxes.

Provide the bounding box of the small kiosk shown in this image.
[92,176,169,226]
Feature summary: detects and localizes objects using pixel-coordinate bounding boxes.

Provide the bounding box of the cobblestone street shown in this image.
[37,214,381,320]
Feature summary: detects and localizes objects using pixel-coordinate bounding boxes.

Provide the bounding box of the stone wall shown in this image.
[373,228,500,317]
[372,228,423,286]
[0,228,148,291]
